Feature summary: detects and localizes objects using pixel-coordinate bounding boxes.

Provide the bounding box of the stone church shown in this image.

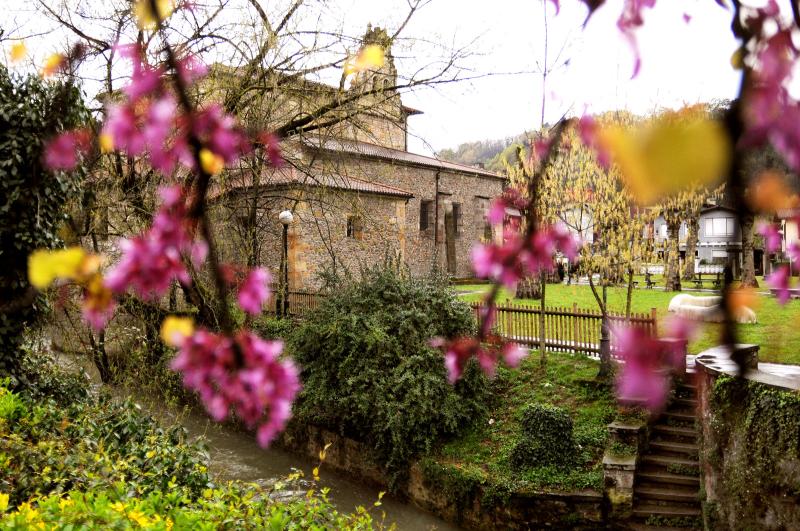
[214,26,506,290]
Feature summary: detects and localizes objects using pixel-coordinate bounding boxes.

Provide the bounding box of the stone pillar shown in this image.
[603,421,646,521]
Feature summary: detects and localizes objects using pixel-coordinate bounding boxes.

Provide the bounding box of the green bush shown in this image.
[252,315,297,340]
[0,482,385,530]
[510,404,576,470]
[0,382,210,507]
[0,65,90,377]
[0,385,25,423]
[290,264,488,488]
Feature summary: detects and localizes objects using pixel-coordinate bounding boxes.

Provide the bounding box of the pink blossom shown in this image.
[787,242,800,264]
[193,104,251,164]
[105,186,205,299]
[82,298,116,331]
[170,329,301,447]
[766,265,791,305]
[258,132,284,168]
[577,115,611,168]
[177,54,208,86]
[615,325,674,411]
[43,129,92,171]
[471,225,577,288]
[103,104,145,155]
[124,60,164,101]
[616,0,657,78]
[431,335,523,384]
[758,222,782,253]
[502,342,528,368]
[238,267,272,315]
[487,198,506,225]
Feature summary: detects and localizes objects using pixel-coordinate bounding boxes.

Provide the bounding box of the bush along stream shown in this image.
[0,350,393,529]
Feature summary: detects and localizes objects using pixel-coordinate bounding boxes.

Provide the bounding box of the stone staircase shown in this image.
[629,383,702,530]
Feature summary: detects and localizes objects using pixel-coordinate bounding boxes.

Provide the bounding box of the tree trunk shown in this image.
[625,265,634,318]
[740,212,759,288]
[665,220,682,292]
[589,276,612,380]
[516,277,542,299]
[539,270,546,365]
[682,218,699,281]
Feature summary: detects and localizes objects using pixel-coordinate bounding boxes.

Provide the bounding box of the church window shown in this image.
[347,216,363,240]
[420,200,433,230]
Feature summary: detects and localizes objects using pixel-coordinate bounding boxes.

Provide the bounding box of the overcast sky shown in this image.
[1,0,744,156]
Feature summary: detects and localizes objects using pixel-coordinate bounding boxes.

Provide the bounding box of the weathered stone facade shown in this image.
[214,26,506,289]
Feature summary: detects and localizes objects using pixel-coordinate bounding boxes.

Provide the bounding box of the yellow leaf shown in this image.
[199,148,224,175]
[0,492,8,512]
[41,53,64,77]
[99,133,114,153]
[601,113,730,204]
[344,44,385,76]
[160,316,194,347]
[28,247,86,289]
[133,0,175,30]
[9,42,26,63]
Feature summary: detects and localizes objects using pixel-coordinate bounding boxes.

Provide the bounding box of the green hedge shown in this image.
[290,265,489,488]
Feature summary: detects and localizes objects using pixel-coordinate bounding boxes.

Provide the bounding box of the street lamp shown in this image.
[278,210,293,318]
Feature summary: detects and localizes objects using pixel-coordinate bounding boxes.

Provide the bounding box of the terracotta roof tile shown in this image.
[302,137,504,179]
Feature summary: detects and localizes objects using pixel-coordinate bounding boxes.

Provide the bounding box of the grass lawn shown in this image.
[432,351,615,493]
[454,281,800,365]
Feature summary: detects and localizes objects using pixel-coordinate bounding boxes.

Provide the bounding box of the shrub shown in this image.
[510,404,576,470]
[0,65,89,378]
[1,482,385,530]
[290,264,488,488]
[0,381,210,507]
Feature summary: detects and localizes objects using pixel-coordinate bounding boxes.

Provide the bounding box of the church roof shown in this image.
[302,137,504,180]
[268,172,413,198]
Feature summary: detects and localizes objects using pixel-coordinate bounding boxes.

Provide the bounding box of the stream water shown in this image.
[55,352,459,530]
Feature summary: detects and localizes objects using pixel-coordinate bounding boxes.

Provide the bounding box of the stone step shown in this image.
[649,440,699,456]
[663,411,695,423]
[673,397,697,409]
[637,469,700,487]
[628,523,698,531]
[632,503,701,518]
[636,485,699,503]
[652,424,697,439]
[641,454,699,469]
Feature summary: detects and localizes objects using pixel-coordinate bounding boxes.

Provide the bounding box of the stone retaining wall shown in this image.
[279,423,604,530]
[694,345,800,529]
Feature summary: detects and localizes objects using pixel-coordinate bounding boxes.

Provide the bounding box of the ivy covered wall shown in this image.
[699,374,800,529]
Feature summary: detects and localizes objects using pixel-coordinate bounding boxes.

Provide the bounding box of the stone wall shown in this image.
[313,153,505,281]
[279,422,604,530]
[695,345,800,529]
[212,186,406,290]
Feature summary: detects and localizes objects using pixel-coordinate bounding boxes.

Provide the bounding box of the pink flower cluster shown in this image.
[430,336,527,384]
[42,128,92,170]
[171,329,301,447]
[237,267,271,315]
[99,45,251,175]
[614,320,689,411]
[105,186,207,299]
[739,2,800,172]
[549,0,657,77]
[758,222,782,254]
[471,223,577,288]
[766,264,791,305]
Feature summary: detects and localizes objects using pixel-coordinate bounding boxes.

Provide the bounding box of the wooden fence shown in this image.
[266,290,326,318]
[471,301,658,359]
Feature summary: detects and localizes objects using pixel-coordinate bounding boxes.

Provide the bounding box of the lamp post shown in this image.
[278,210,293,318]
